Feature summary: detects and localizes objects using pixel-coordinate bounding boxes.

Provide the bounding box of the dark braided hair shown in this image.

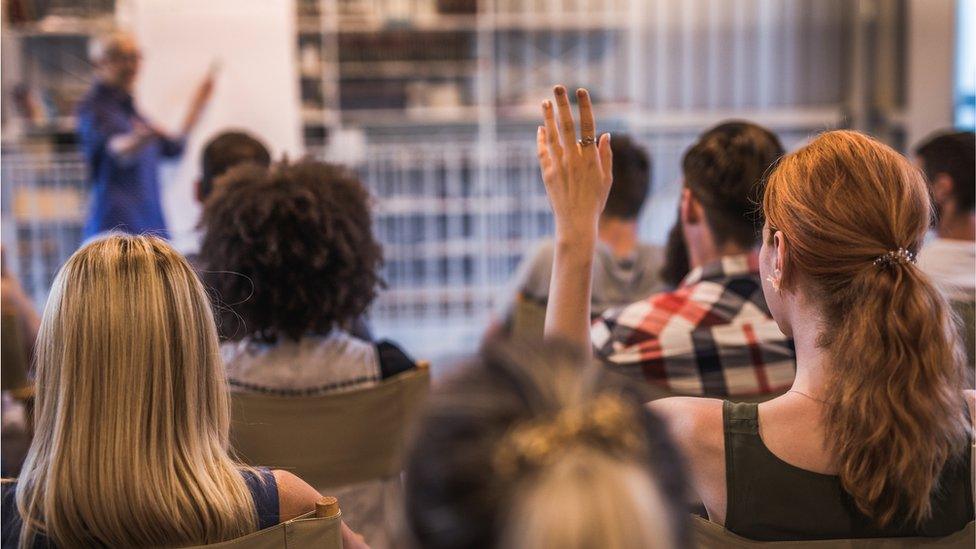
[199,160,383,342]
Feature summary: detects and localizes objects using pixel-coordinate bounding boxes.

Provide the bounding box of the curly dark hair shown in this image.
[199,160,383,342]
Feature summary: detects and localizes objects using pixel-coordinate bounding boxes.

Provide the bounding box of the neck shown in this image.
[786,304,830,397]
[688,232,751,270]
[936,210,976,241]
[598,218,639,258]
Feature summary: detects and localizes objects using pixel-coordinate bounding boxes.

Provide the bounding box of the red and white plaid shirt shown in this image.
[591,253,795,397]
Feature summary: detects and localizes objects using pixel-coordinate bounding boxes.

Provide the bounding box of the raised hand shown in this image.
[537,85,613,244]
[536,85,612,351]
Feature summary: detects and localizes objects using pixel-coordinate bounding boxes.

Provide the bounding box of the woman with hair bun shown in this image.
[404,86,689,549]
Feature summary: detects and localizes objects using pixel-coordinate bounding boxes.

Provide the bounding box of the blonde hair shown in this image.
[764,130,971,526]
[502,448,675,549]
[405,339,685,549]
[16,235,259,547]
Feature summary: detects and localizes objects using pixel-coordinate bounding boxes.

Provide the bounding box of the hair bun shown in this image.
[492,394,641,479]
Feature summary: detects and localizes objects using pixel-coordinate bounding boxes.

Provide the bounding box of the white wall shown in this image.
[905,0,957,148]
[118,0,302,252]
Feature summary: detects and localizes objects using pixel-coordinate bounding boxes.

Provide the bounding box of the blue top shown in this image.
[1,467,279,547]
[76,82,184,240]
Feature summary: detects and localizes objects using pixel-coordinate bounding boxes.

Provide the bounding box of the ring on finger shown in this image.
[578,136,597,146]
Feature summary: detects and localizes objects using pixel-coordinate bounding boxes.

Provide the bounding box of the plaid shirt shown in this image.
[591,253,795,397]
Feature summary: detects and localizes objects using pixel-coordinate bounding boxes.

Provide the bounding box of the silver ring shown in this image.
[578,136,596,146]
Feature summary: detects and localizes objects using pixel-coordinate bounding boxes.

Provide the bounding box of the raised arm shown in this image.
[537,85,613,352]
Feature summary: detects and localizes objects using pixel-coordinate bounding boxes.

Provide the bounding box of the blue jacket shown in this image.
[76,82,184,239]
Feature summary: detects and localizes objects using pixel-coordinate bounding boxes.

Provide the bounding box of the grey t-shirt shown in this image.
[507,237,665,317]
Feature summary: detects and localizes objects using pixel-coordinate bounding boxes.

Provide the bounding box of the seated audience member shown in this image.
[405,86,686,549]
[0,235,366,548]
[543,95,974,540]
[197,130,272,203]
[404,339,689,549]
[658,216,691,290]
[191,132,373,340]
[183,131,271,270]
[199,161,413,394]
[0,250,40,477]
[199,161,413,546]
[914,130,976,365]
[591,122,795,398]
[500,135,663,338]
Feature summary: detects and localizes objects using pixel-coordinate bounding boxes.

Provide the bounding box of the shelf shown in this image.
[297,12,631,34]
[341,106,484,126]
[336,14,480,33]
[301,108,340,126]
[6,15,114,37]
[339,60,478,79]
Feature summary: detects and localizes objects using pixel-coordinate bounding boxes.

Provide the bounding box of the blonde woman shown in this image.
[540,87,974,541]
[1,235,367,548]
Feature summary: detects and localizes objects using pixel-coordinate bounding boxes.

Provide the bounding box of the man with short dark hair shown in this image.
[592,122,796,397]
[914,130,976,364]
[914,131,975,296]
[196,131,272,203]
[502,135,663,337]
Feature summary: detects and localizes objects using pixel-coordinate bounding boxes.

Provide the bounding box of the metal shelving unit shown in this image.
[1,0,889,364]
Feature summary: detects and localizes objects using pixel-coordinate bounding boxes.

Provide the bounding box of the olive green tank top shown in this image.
[723,401,974,541]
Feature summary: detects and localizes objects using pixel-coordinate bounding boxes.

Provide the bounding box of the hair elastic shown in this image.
[873,247,917,268]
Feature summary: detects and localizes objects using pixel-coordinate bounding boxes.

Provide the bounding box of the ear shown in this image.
[772,230,788,280]
[680,187,703,226]
[931,174,954,205]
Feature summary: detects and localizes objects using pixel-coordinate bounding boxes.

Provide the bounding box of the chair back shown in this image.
[190,497,342,549]
[230,366,431,489]
[950,296,976,372]
[510,296,547,342]
[1,310,31,392]
[691,516,975,548]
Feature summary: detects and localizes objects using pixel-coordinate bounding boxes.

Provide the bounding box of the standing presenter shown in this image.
[77,32,214,240]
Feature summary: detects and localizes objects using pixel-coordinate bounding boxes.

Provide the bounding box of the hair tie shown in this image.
[493,394,641,479]
[873,247,917,268]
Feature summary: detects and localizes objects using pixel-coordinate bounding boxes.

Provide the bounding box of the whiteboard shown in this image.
[118,0,302,253]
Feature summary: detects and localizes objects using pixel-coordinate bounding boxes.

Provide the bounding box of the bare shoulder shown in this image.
[648,396,729,522]
[649,396,725,452]
[271,469,322,521]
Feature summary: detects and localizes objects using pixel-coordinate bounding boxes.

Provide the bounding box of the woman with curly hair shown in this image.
[199,160,415,395]
[199,160,415,546]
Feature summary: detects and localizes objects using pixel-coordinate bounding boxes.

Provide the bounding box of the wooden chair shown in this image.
[691,516,975,548]
[190,496,343,549]
[950,297,975,373]
[510,296,547,343]
[1,310,33,396]
[229,364,430,489]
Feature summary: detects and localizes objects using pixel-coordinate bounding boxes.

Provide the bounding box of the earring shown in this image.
[766,269,781,291]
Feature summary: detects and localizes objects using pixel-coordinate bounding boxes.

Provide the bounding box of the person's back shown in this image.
[651,130,974,541]
[199,161,414,397]
[199,161,414,546]
[914,130,976,367]
[404,338,689,549]
[504,135,664,339]
[1,235,332,548]
[592,122,795,398]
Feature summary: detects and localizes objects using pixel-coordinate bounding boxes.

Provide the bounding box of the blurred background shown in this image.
[2,0,973,367]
